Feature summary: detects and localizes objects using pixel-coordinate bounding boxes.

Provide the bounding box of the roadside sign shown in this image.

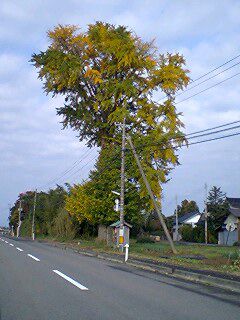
[119,228,124,244]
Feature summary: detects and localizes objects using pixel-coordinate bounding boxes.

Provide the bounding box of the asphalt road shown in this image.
[0,235,239,320]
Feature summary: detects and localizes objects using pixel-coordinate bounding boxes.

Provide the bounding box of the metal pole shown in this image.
[127,135,177,254]
[17,200,22,238]
[204,183,208,244]
[32,189,37,240]
[124,244,129,262]
[119,117,126,250]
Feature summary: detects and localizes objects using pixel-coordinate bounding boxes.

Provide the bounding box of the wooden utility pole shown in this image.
[175,195,179,242]
[119,117,126,249]
[204,183,208,244]
[127,135,177,254]
[32,189,37,240]
[17,200,22,238]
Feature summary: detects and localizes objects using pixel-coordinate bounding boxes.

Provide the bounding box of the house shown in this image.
[217,197,240,245]
[173,211,201,241]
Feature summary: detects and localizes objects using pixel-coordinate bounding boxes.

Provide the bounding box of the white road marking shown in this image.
[53,270,88,291]
[16,247,23,252]
[27,254,40,262]
[9,243,14,246]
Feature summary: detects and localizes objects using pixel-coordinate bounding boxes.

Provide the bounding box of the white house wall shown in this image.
[184,215,201,225]
[224,214,238,225]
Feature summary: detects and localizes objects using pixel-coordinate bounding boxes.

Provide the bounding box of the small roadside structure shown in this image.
[109,220,132,246]
[173,211,201,241]
[217,197,240,245]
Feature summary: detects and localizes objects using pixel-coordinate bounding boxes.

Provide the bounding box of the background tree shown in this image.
[176,199,199,217]
[207,186,226,206]
[8,186,77,239]
[31,22,190,206]
[206,186,229,239]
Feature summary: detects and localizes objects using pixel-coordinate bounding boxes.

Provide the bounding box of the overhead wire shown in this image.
[39,146,98,190]
[174,61,240,99]
[192,53,240,83]
[158,53,240,102]
[176,72,240,104]
[186,120,240,136]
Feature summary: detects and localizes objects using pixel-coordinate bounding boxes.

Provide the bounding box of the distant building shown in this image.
[217,198,240,245]
[173,211,201,241]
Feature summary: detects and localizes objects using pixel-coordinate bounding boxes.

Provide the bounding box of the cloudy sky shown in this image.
[1,0,240,226]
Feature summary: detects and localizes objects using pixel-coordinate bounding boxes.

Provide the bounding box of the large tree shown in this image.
[32,22,189,203]
[65,144,149,229]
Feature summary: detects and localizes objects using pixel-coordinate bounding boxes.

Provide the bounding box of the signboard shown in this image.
[226,222,236,232]
[119,228,124,244]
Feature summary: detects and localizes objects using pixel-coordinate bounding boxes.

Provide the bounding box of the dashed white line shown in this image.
[16,247,23,252]
[27,254,40,262]
[9,243,14,247]
[53,270,88,291]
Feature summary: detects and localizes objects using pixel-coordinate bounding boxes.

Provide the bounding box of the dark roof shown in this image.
[109,220,132,228]
[227,197,240,217]
[174,211,200,225]
[227,197,240,209]
[229,207,240,217]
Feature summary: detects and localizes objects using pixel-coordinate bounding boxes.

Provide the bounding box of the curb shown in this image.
[60,244,240,294]
[95,253,240,294]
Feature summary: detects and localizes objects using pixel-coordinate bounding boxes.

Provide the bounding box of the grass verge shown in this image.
[37,236,240,276]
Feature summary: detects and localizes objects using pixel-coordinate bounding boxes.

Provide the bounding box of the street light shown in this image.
[111,190,120,196]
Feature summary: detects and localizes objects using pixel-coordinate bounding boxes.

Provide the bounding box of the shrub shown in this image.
[20,219,32,237]
[51,208,76,240]
[136,236,155,243]
[181,225,194,242]
[233,241,240,247]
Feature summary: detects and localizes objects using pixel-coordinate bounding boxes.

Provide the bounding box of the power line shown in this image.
[49,127,240,186]
[184,124,240,140]
[39,147,98,189]
[39,119,240,191]
[128,129,240,154]
[192,53,240,83]
[186,120,240,136]
[59,153,99,182]
[158,53,240,102]
[187,131,240,146]
[175,61,240,99]
[176,72,240,104]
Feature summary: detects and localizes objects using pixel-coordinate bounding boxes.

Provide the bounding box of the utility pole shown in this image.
[119,117,126,250]
[32,189,37,240]
[8,203,14,236]
[127,135,177,254]
[204,183,208,244]
[16,200,22,238]
[175,195,179,242]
